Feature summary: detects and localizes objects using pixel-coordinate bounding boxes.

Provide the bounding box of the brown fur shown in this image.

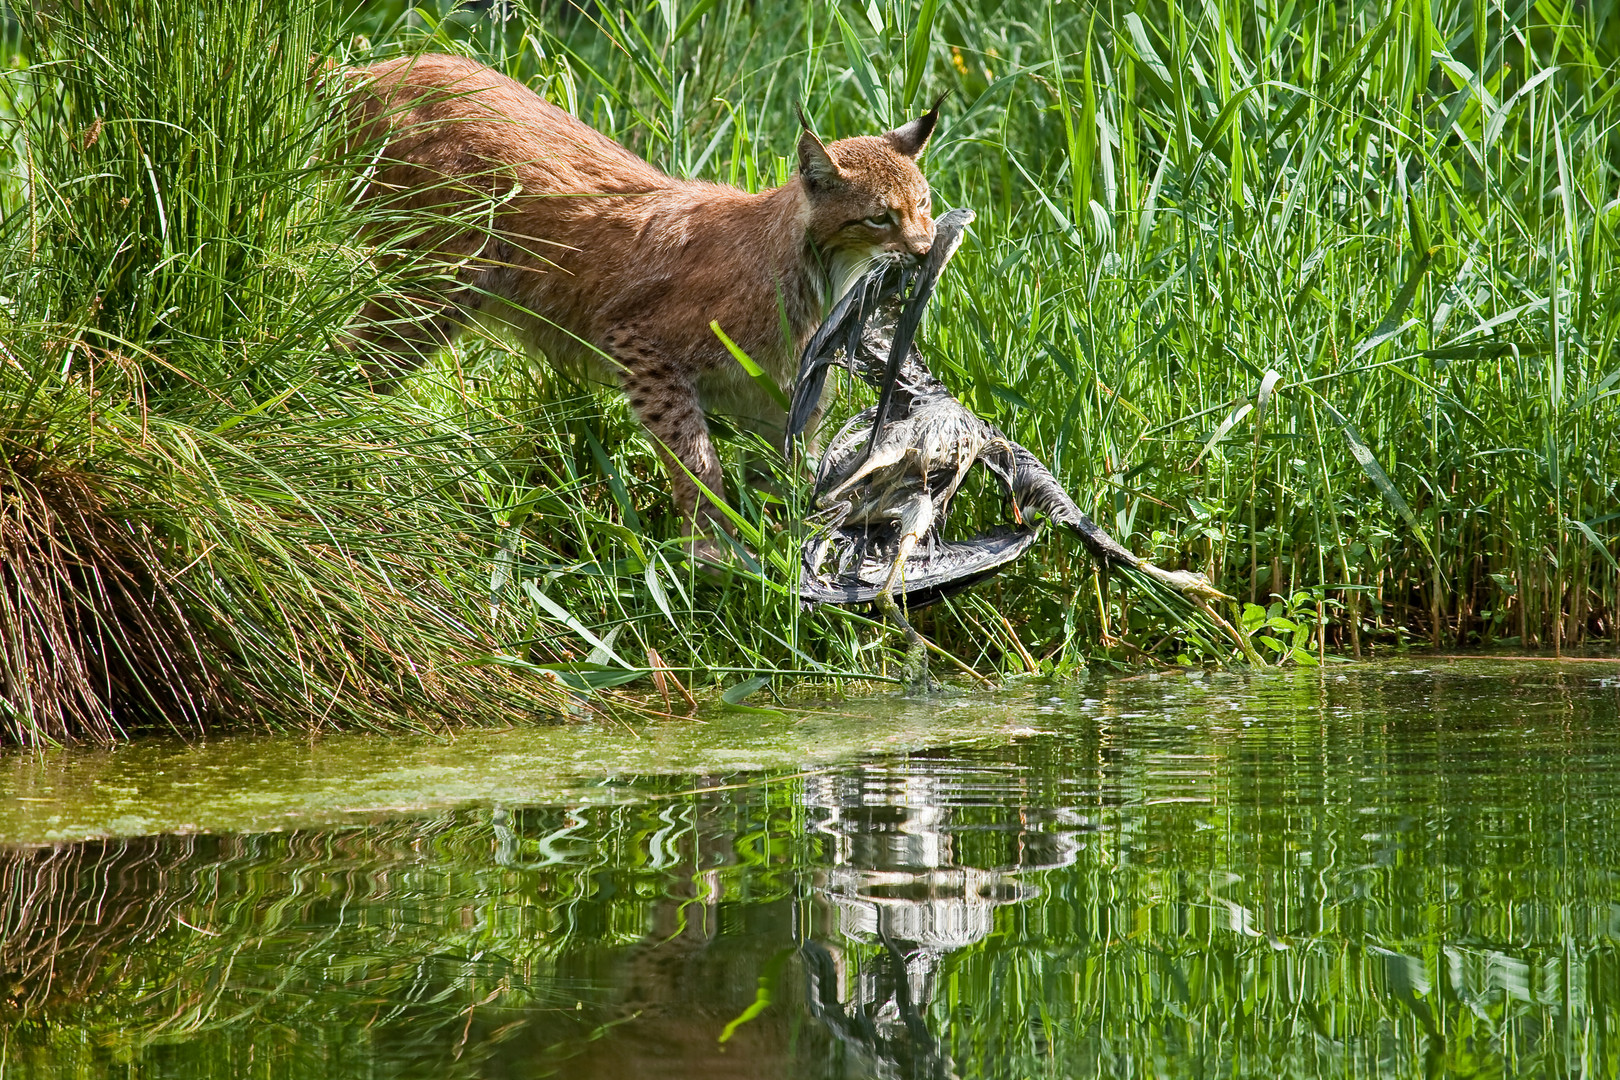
[341,54,938,549]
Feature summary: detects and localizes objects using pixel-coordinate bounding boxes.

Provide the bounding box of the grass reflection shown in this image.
[1,665,1617,1078]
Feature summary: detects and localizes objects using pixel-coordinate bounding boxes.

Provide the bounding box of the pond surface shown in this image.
[3,657,1618,1078]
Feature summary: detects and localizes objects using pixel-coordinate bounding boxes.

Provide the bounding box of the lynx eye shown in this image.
[861,211,896,229]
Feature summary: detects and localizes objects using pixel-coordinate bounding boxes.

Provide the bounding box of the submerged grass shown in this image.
[2,0,1618,743]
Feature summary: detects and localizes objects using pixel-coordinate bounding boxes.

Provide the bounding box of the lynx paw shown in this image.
[686,535,744,582]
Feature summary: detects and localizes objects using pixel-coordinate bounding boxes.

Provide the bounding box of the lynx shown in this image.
[342,54,939,555]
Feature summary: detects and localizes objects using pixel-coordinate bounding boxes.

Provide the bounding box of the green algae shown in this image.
[4,655,1614,846]
[0,693,1053,843]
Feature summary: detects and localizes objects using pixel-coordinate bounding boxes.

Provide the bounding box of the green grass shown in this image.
[2,0,1617,744]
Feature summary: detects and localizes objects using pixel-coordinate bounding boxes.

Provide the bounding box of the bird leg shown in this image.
[877,493,937,692]
[876,591,932,693]
[1093,565,1119,649]
[880,492,935,594]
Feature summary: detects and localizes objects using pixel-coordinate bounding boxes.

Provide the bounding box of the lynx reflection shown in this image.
[800,763,1085,1078]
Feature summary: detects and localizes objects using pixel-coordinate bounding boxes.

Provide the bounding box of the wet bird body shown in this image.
[789,208,1222,612]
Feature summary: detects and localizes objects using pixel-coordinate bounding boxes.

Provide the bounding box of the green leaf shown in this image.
[584,428,644,536]
[1241,603,1266,632]
[1190,401,1252,470]
[711,320,789,411]
[585,624,625,668]
[1576,366,1620,409]
[1184,82,1265,191]
[989,384,1034,411]
[937,64,1052,155]
[644,560,677,624]
[1568,518,1620,572]
[1483,66,1559,150]
[833,7,889,126]
[534,663,647,691]
[1006,152,1084,248]
[901,0,940,111]
[671,0,718,43]
[1254,370,1282,421]
[210,380,304,434]
[523,581,635,669]
[1354,247,1433,358]
[1273,0,1406,140]
[1321,401,1436,562]
[721,674,771,705]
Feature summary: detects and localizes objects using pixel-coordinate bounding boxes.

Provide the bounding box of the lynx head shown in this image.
[797,102,940,289]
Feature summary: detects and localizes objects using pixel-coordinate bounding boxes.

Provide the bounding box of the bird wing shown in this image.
[787,258,905,444]
[799,528,1039,609]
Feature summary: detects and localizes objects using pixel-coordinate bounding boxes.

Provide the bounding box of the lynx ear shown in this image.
[800,105,848,190]
[883,93,947,158]
[796,104,841,190]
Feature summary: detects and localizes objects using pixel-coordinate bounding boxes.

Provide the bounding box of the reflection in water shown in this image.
[1,663,1618,1078]
[801,766,1079,1078]
[0,837,199,1012]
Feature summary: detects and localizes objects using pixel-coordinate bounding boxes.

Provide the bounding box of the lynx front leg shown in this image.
[608,332,731,561]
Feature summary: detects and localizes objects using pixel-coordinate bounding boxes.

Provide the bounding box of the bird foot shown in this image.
[875,592,938,694]
[901,636,937,696]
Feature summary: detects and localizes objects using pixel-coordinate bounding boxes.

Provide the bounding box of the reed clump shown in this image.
[0,456,253,742]
[0,0,585,745]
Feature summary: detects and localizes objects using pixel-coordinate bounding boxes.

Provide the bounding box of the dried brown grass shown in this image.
[0,459,243,744]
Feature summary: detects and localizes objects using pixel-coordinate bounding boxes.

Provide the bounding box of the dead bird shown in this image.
[788,208,1242,678]
[790,209,1031,610]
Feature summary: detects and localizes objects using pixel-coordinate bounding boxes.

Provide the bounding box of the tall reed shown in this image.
[0,0,590,745]
[381,0,1616,672]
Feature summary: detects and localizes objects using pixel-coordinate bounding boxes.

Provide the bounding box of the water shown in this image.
[3,658,1618,1078]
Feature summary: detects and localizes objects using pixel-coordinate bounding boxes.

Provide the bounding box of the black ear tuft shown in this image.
[796,105,841,190]
[883,92,947,158]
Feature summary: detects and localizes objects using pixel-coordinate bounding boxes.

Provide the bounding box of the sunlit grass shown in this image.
[391,0,1617,667]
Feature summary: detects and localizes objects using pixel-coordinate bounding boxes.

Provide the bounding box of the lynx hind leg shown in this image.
[347,292,468,391]
[605,329,731,557]
[347,237,505,392]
